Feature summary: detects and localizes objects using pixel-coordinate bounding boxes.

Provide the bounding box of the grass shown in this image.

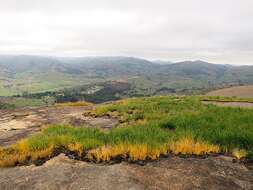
[55,101,93,107]
[0,125,219,166]
[232,149,248,159]
[86,96,253,155]
[0,96,253,167]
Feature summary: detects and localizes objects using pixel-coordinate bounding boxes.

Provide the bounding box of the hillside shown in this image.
[0,55,253,97]
[207,85,253,98]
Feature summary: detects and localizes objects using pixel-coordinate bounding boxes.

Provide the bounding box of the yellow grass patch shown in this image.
[87,143,169,162]
[56,101,93,107]
[0,150,27,167]
[232,149,247,159]
[170,137,220,155]
[136,119,147,125]
[30,146,54,161]
[0,145,54,167]
[12,139,29,154]
[68,143,84,156]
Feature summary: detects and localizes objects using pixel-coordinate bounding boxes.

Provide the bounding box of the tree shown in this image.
[42,96,56,106]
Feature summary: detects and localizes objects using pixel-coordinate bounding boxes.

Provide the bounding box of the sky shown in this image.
[0,0,253,65]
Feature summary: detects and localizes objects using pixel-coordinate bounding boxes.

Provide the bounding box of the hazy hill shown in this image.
[0,55,252,96]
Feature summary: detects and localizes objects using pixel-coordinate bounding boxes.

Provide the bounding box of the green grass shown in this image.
[91,96,253,154]
[0,96,252,166]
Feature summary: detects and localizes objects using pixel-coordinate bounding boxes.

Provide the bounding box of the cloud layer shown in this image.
[0,0,253,64]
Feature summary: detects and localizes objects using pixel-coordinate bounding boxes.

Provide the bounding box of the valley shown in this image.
[1,55,253,98]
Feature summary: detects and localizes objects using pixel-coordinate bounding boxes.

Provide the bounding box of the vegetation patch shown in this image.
[0,96,253,167]
[55,101,93,107]
[0,125,220,167]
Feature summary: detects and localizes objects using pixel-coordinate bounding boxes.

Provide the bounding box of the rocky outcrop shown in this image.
[0,154,252,190]
[0,106,118,146]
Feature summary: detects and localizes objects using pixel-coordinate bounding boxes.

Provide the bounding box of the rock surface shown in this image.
[0,154,252,190]
[0,106,118,146]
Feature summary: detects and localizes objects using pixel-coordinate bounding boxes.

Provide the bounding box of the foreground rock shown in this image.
[0,154,252,190]
[0,106,118,146]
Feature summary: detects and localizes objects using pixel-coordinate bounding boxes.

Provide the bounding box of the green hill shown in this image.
[0,55,253,96]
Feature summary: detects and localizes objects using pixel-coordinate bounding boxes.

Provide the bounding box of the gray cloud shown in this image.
[0,0,253,65]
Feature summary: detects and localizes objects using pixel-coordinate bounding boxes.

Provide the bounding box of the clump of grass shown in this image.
[56,101,93,107]
[68,143,84,156]
[0,149,27,167]
[87,143,169,162]
[169,137,220,155]
[232,149,247,159]
[0,145,54,167]
[85,136,219,162]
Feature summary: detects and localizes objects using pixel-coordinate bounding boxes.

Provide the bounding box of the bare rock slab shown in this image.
[0,155,252,190]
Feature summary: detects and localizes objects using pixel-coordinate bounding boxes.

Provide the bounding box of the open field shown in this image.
[0,96,253,167]
[206,85,253,98]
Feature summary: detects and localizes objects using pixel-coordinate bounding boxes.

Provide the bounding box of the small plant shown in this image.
[232,149,247,159]
[68,143,84,156]
[169,137,220,155]
[0,146,54,167]
[87,143,169,162]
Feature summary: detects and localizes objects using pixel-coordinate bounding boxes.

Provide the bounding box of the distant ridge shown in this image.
[0,55,253,96]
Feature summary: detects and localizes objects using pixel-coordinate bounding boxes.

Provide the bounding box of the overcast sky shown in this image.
[0,0,253,65]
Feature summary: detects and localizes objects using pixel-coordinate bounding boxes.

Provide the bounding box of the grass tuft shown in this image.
[232,149,247,159]
[169,137,220,155]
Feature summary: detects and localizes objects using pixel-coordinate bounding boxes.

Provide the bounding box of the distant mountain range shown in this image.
[0,55,253,96]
